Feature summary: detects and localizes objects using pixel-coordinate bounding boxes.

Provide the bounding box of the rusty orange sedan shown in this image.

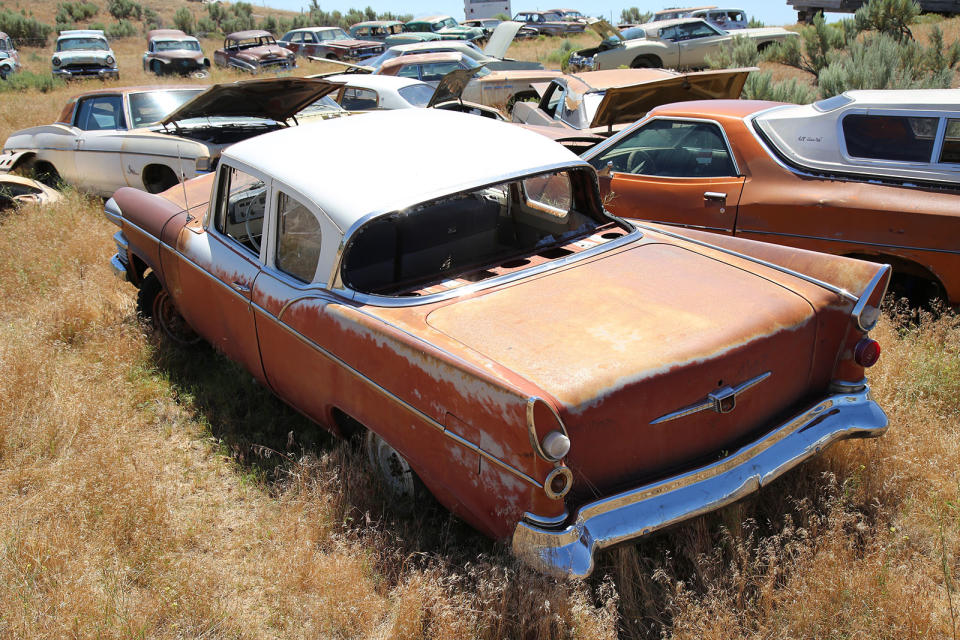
[584,91,960,306]
[105,109,889,576]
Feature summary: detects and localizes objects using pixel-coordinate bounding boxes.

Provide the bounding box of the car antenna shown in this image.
[176,144,193,222]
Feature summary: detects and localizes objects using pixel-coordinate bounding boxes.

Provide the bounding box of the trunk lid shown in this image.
[425,242,820,496]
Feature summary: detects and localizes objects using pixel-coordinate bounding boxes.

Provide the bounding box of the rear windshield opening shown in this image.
[341,168,621,296]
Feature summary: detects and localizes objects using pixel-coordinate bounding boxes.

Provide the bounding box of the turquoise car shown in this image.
[404,15,484,42]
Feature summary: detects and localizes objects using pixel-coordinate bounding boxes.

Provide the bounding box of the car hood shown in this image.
[162,77,341,125]
[585,18,625,42]
[326,38,382,49]
[426,65,487,107]
[55,50,114,64]
[153,50,204,62]
[235,45,290,60]
[588,67,754,128]
[483,20,523,59]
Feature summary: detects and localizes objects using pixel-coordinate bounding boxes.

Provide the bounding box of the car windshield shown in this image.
[579,92,605,127]
[57,37,108,52]
[298,95,344,116]
[341,168,617,297]
[155,39,201,52]
[397,83,435,107]
[130,89,205,127]
[441,18,458,28]
[621,27,646,40]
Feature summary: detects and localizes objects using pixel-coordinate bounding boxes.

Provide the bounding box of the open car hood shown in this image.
[162,77,341,125]
[426,65,487,108]
[482,20,523,59]
[586,18,624,42]
[307,55,375,73]
[588,67,754,128]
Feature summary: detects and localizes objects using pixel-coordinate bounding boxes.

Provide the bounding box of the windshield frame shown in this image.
[56,37,109,52]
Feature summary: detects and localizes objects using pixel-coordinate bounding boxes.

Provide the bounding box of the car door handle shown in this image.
[704,192,727,201]
[231,281,251,294]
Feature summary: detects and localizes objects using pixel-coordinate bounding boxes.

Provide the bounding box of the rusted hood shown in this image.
[426,65,487,107]
[162,77,341,125]
[588,67,754,128]
[426,242,816,414]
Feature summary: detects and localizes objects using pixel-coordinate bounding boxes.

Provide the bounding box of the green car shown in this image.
[404,15,485,42]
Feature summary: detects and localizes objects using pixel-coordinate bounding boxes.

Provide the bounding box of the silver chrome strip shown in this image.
[643,220,730,233]
[736,228,960,256]
[248,299,545,490]
[523,510,570,528]
[633,222,858,303]
[109,255,128,281]
[512,387,888,577]
[851,264,891,332]
[104,197,122,227]
[829,378,867,393]
[113,230,128,252]
[650,371,771,425]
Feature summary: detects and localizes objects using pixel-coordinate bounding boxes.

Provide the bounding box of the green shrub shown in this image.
[56,2,98,23]
[742,71,817,103]
[493,12,510,21]
[705,35,761,69]
[747,17,766,27]
[259,15,278,34]
[173,7,194,35]
[0,70,66,93]
[0,10,54,46]
[107,0,142,21]
[620,7,653,24]
[853,0,920,40]
[143,7,161,31]
[105,19,137,38]
[196,17,217,35]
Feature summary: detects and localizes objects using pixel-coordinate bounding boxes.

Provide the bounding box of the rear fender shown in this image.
[112,187,185,285]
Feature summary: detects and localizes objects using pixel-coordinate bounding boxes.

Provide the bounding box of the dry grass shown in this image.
[2,9,960,639]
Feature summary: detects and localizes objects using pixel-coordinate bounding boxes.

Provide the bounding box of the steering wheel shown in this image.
[627,149,658,175]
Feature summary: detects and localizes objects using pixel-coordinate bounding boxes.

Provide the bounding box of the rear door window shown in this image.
[275,191,323,283]
[842,114,938,162]
[74,95,126,131]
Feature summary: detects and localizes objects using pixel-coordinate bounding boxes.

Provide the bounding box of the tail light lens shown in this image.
[854,338,881,367]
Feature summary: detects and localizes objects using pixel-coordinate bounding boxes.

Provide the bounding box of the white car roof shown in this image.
[389,40,486,59]
[223,109,585,231]
[754,89,960,184]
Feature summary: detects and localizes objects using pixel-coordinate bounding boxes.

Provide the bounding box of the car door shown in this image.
[174,162,267,382]
[587,117,744,234]
[252,185,341,419]
[283,31,302,55]
[72,94,127,195]
[676,22,727,67]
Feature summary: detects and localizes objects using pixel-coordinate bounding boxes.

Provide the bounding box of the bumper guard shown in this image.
[512,387,887,577]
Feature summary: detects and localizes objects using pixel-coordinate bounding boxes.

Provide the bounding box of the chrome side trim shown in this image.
[523,510,570,528]
[113,230,128,253]
[633,222,858,303]
[249,299,545,490]
[512,387,888,577]
[851,264,891,332]
[736,228,960,256]
[104,197,122,227]
[650,371,771,425]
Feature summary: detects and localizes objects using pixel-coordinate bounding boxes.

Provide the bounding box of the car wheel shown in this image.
[137,273,201,345]
[365,430,418,500]
[630,55,661,68]
[150,60,163,75]
[31,162,61,188]
[325,53,337,60]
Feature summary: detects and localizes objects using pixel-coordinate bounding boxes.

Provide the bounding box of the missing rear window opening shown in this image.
[341,169,614,296]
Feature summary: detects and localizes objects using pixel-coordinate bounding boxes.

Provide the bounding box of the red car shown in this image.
[213,30,295,73]
[278,27,384,62]
[105,109,889,576]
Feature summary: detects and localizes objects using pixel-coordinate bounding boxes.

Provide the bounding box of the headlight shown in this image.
[52,56,61,66]
[106,55,115,65]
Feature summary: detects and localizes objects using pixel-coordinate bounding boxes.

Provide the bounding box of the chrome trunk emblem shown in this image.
[651,371,771,425]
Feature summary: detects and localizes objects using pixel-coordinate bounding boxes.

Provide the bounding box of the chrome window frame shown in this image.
[583,115,743,178]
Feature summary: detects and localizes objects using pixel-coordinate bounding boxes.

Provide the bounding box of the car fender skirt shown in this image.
[512,386,887,577]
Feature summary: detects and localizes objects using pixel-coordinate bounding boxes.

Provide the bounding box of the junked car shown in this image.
[376,52,562,107]
[568,18,797,70]
[512,11,586,35]
[0,175,61,212]
[651,6,717,21]
[143,29,210,76]
[349,20,409,44]
[512,67,752,152]
[326,69,504,119]
[278,27,384,62]
[214,30,296,73]
[584,91,960,306]
[404,15,485,42]
[51,29,119,80]
[104,108,889,577]
[0,78,342,197]
[0,31,21,79]
[689,8,750,30]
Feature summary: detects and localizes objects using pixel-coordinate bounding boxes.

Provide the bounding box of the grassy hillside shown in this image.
[0,7,959,638]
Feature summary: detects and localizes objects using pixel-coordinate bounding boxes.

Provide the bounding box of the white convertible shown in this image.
[568,18,797,71]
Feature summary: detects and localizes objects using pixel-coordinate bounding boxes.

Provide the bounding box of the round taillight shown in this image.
[854,338,881,367]
[544,466,573,499]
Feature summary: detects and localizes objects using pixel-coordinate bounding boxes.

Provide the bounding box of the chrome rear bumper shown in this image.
[512,387,887,577]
